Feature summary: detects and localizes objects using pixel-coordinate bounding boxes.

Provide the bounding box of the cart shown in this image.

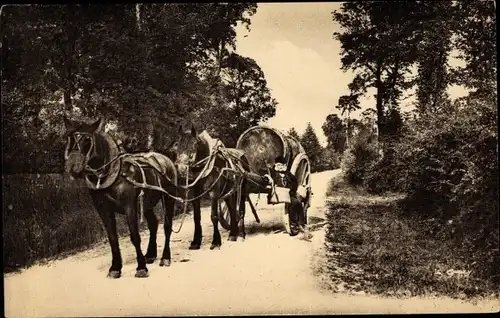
[217,125,312,233]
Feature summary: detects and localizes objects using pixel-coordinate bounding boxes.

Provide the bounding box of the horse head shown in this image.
[170,121,202,180]
[63,116,117,181]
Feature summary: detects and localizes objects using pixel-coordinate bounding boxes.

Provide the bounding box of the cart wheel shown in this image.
[218,200,231,230]
[283,153,311,234]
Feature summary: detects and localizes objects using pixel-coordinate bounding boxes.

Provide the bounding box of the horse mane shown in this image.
[91,131,121,167]
[197,130,217,159]
[85,130,122,190]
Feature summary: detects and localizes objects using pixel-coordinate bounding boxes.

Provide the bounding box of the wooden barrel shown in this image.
[236,125,305,175]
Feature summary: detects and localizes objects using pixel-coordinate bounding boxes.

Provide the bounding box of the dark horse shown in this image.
[169,123,248,249]
[63,117,177,278]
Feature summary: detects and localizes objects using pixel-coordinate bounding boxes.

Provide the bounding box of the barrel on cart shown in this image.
[217,125,312,233]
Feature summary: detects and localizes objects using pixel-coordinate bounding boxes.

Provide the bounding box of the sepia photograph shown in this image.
[2,2,499,316]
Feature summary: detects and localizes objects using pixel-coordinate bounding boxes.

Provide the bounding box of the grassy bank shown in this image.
[322,173,499,299]
[3,173,189,272]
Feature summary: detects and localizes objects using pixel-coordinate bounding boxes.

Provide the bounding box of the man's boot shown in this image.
[289,223,300,236]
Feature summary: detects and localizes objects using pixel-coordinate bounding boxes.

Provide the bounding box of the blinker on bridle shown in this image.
[64,132,95,163]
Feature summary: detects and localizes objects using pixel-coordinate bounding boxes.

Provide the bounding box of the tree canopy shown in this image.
[322,114,347,154]
[287,127,301,141]
[301,123,323,172]
[2,3,277,173]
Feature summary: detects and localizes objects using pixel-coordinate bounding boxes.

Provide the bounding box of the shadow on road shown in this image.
[308,215,327,232]
[245,219,286,236]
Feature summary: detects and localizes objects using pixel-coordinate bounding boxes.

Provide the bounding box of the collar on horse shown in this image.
[83,132,122,190]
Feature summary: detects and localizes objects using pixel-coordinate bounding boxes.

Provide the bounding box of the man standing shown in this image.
[266,157,312,241]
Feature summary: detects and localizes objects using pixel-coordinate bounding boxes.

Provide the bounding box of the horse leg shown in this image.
[160,196,175,267]
[125,204,148,278]
[226,195,239,241]
[144,207,158,264]
[238,193,247,242]
[91,194,122,279]
[189,187,203,250]
[210,195,222,250]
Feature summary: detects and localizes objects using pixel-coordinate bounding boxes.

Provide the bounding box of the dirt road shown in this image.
[4,170,499,316]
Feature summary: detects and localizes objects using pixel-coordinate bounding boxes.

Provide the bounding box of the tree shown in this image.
[332,2,422,142]
[452,0,496,99]
[193,52,277,146]
[318,146,341,171]
[287,127,301,141]
[221,53,277,125]
[1,4,263,172]
[322,114,346,154]
[186,3,257,83]
[413,1,454,114]
[301,123,323,172]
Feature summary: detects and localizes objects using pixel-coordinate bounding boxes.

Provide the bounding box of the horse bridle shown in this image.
[64,131,97,171]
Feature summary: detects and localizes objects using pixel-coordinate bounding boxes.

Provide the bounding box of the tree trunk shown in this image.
[136,3,142,31]
[63,89,72,112]
[146,116,154,150]
[215,40,224,79]
[63,7,77,112]
[374,61,384,146]
[345,110,350,149]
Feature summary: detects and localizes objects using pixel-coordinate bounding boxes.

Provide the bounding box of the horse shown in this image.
[169,123,249,250]
[62,116,177,278]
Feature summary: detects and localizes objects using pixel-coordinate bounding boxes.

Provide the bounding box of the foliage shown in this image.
[332,2,419,139]
[287,127,301,141]
[300,123,324,172]
[344,95,498,290]
[1,4,268,173]
[1,4,273,271]
[191,52,277,147]
[333,2,498,290]
[324,197,498,298]
[452,0,496,95]
[2,173,189,271]
[322,113,347,154]
[323,172,498,298]
[2,174,120,271]
[413,0,454,113]
[317,146,342,171]
[340,116,380,186]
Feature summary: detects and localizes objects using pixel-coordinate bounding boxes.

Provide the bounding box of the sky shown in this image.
[234,2,468,146]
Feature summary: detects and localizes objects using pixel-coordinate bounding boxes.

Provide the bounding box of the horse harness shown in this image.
[81,135,248,233]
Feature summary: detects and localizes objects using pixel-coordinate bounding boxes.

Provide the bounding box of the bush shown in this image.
[2,174,172,272]
[354,94,499,286]
[341,125,381,186]
[316,147,342,172]
[324,196,499,298]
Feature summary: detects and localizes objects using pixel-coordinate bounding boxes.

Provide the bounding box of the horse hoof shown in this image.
[135,269,149,278]
[189,243,201,250]
[145,257,156,264]
[228,236,238,242]
[159,259,171,267]
[107,270,121,279]
[239,236,246,242]
[210,244,221,250]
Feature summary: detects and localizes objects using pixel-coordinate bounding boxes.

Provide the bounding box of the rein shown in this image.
[85,153,126,188]
[80,134,247,234]
[179,142,248,201]
[176,144,221,190]
[123,163,238,204]
[163,165,190,234]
